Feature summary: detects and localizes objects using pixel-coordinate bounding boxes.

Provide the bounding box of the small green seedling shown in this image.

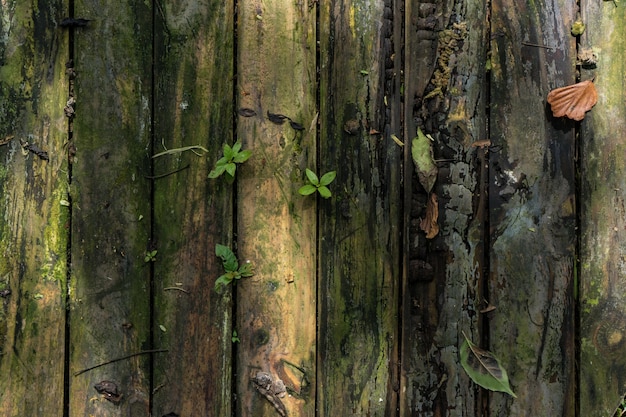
[144,250,157,263]
[214,244,254,291]
[298,168,336,199]
[208,141,251,180]
[232,330,240,343]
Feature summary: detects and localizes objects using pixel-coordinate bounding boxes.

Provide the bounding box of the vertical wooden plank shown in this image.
[151,1,234,416]
[400,0,488,414]
[489,0,577,415]
[579,2,626,416]
[0,1,68,415]
[69,1,152,415]
[236,1,317,416]
[318,1,401,415]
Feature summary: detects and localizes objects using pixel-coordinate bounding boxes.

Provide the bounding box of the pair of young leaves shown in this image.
[298,168,336,199]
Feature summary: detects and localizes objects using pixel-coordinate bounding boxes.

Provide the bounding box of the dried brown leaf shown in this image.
[420,193,439,239]
[238,107,257,117]
[267,111,289,124]
[471,139,491,148]
[547,79,598,121]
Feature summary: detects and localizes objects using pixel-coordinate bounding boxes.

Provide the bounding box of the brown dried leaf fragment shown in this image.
[547,79,598,121]
[420,193,439,239]
[238,107,257,117]
[289,120,305,131]
[471,139,491,149]
[267,111,289,124]
[94,380,122,404]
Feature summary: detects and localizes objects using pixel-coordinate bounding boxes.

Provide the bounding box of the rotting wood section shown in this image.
[0,0,625,416]
[318,1,401,415]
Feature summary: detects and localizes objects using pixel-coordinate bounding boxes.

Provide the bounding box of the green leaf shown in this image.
[319,171,336,186]
[232,330,240,343]
[233,149,252,163]
[208,158,229,178]
[223,143,234,160]
[318,186,332,199]
[231,141,242,154]
[411,127,438,193]
[305,168,319,185]
[216,244,238,272]
[298,184,317,196]
[225,162,237,177]
[460,332,517,398]
[214,274,233,291]
[238,261,255,277]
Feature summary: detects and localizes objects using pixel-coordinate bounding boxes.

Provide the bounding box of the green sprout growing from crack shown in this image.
[298,168,336,199]
[208,141,251,180]
[214,244,254,291]
[144,250,157,263]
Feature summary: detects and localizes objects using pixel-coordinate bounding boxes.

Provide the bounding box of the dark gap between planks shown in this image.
[63,0,76,415]
[231,0,240,416]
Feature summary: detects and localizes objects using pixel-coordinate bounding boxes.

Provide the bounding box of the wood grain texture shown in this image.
[579,2,626,416]
[318,1,401,415]
[401,0,488,414]
[69,1,152,415]
[151,1,235,415]
[0,1,69,415]
[235,1,317,416]
[489,0,576,414]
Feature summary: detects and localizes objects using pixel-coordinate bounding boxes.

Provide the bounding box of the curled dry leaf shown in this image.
[267,111,289,124]
[289,120,305,131]
[471,139,491,149]
[420,193,439,239]
[547,79,598,121]
[238,107,257,117]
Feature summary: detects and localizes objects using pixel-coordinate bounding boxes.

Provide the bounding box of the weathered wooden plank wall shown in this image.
[489,0,578,415]
[69,0,153,415]
[151,0,235,416]
[580,1,626,416]
[235,1,317,416]
[2,0,626,416]
[401,0,488,414]
[0,1,69,415]
[318,1,401,416]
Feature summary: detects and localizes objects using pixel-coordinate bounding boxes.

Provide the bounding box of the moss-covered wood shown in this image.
[235,1,317,416]
[400,0,488,414]
[580,2,626,416]
[151,1,235,415]
[317,1,401,415]
[69,1,153,415]
[3,1,625,416]
[0,1,69,415]
[489,0,577,414]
